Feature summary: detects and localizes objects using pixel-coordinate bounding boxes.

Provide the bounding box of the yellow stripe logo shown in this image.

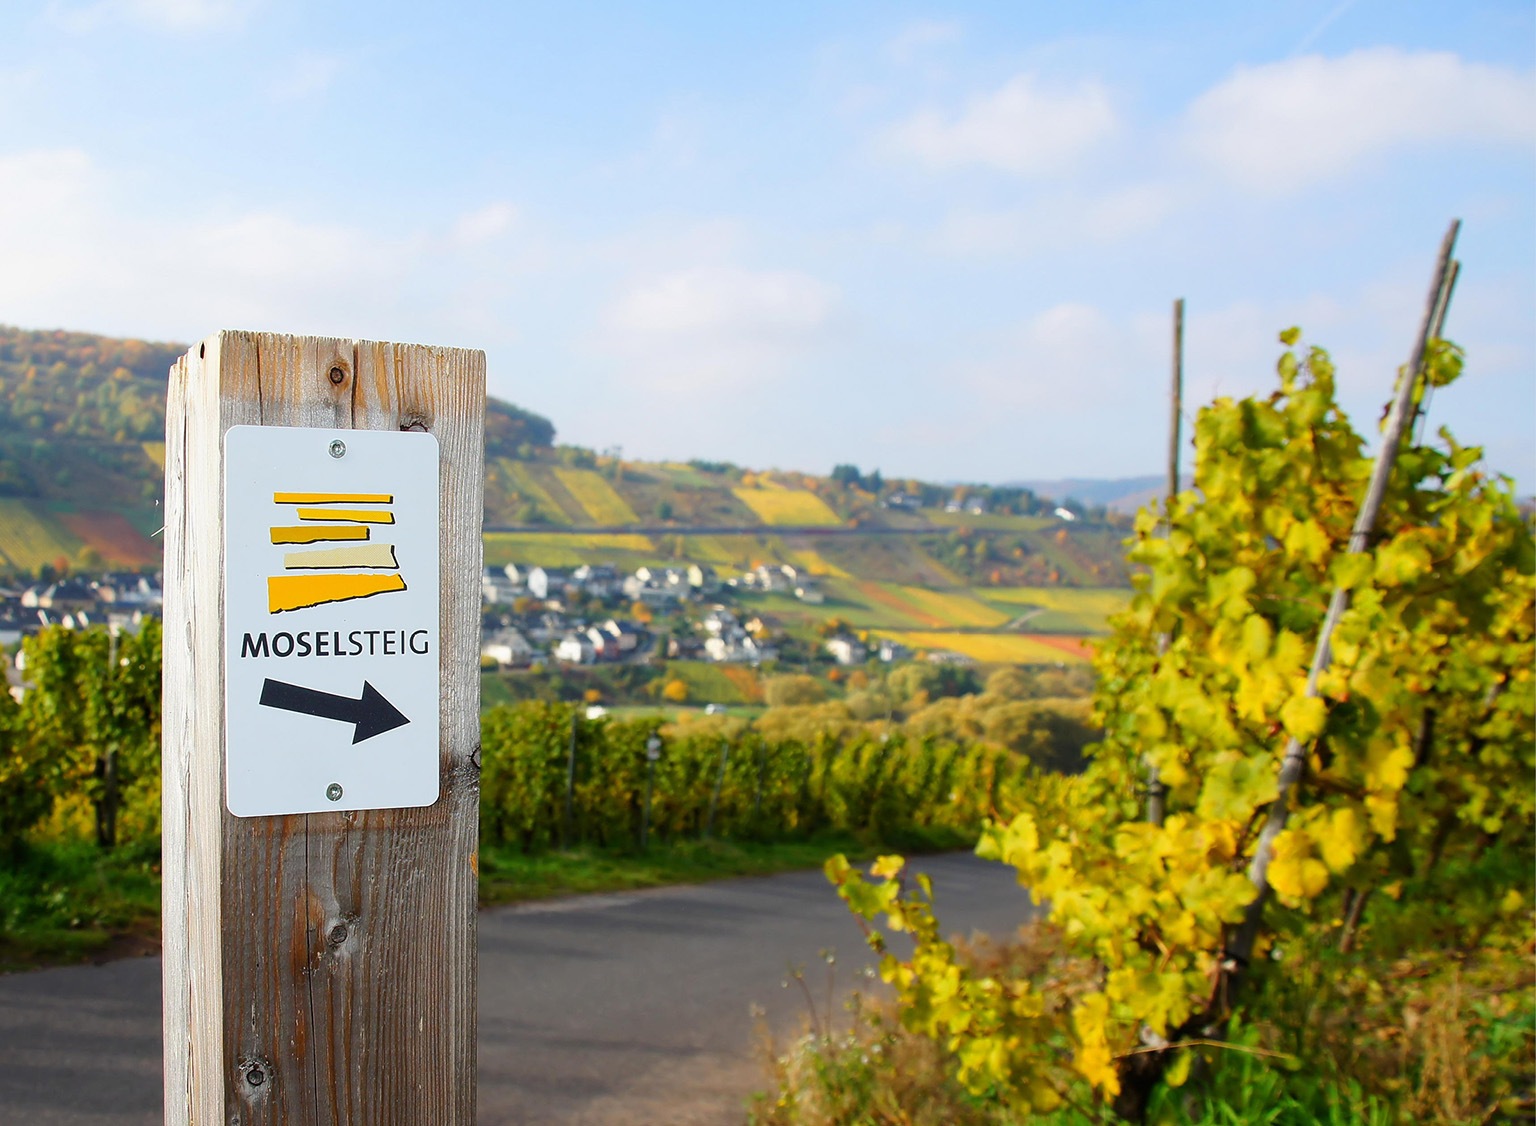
[266,492,408,613]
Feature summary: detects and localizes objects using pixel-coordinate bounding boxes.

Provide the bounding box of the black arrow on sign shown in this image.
[259,678,410,744]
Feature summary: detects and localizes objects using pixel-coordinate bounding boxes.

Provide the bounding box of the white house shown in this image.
[482,628,535,668]
[705,633,776,664]
[794,582,824,604]
[482,567,521,605]
[825,636,866,665]
[927,649,976,666]
[554,633,595,664]
[600,619,643,654]
[529,566,568,600]
[572,564,621,599]
[752,564,792,593]
[702,607,738,636]
[686,563,719,593]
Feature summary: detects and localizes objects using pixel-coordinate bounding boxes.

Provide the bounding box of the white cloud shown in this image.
[928,182,1177,256]
[1185,48,1536,193]
[963,302,1153,411]
[604,266,840,392]
[885,20,961,64]
[44,0,249,33]
[450,202,519,247]
[0,146,533,343]
[883,74,1117,176]
[267,51,343,102]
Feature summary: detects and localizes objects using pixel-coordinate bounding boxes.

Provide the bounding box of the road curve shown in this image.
[0,853,1036,1125]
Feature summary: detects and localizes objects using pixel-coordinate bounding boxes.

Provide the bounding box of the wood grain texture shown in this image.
[162,331,484,1126]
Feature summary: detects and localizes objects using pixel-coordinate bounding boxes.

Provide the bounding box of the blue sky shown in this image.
[2,1,1531,488]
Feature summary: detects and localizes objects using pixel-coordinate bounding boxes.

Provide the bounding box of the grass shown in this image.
[0,832,887,971]
[0,499,81,571]
[898,586,1012,629]
[922,510,1055,532]
[663,659,761,704]
[977,587,1131,634]
[483,532,655,567]
[981,586,1132,615]
[733,488,842,526]
[874,630,1093,664]
[478,834,892,909]
[498,459,572,525]
[59,511,160,566]
[553,466,640,524]
[785,547,849,578]
[0,838,161,972]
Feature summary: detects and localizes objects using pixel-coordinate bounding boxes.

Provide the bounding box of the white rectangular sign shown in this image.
[223,425,441,817]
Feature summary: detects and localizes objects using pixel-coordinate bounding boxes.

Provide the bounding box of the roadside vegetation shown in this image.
[753,329,1535,1124]
[0,629,1097,969]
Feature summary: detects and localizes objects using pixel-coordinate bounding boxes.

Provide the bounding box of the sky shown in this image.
[1,1,1532,488]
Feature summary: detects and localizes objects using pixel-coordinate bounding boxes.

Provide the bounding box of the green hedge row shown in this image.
[480,702,1032,852]
[0,625,1044,856]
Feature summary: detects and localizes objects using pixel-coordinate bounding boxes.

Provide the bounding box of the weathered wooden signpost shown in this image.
[161,332,484,1125]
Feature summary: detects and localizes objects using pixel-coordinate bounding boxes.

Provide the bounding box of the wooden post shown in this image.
[1229,220,1461,975]
[161,331,484,1126]
[1146,298,1183,828]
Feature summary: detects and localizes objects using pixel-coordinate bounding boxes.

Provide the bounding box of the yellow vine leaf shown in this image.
[1072,993,1120,1095]
[1280,694,1327,742]
[1318,805,1367,873]
[1269,830,1329,901]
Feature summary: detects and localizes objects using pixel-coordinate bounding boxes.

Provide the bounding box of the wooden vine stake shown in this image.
[1146,297,1184,828]
[1228,220,1461,972]
[161,331,484,1125]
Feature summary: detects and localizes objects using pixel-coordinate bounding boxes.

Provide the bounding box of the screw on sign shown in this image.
[223,426,440,817]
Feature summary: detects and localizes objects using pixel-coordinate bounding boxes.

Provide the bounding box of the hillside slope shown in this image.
[0,327,1133,601]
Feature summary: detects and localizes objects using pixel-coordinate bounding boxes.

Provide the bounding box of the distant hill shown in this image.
[0,327,1135,606]
[1008,475,1193,515]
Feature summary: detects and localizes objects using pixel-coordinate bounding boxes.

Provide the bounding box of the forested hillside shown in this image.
[0,326,1130,599]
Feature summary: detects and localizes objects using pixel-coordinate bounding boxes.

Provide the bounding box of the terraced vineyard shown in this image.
[553,467,639,524]
[0,325,1134,669]
[731,486,841,525]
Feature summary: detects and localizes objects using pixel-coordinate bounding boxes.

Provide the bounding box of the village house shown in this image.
[22,579,95,613]
[702,607,738,636]
[481,628,535,668]
[528,566,568,601]
[553,632,595,664]
[704,632,775,664]
[482,566,521,606]
[686,563,719,593]
[824,635,866,665]
[93,573,161,607]
[572,564,621,600]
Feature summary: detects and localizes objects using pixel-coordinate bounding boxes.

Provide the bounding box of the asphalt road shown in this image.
[0,853,1036,1126]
